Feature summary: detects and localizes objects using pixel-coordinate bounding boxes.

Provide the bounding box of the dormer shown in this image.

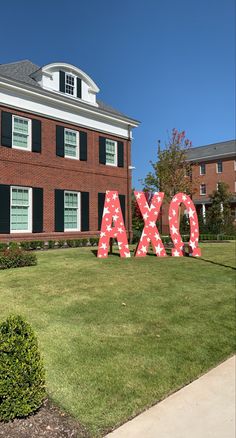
[31,62,99,106]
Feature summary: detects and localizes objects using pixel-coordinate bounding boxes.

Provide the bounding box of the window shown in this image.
[12,116,31,150]
[200,184,206,195]
[234,161,236,171]
[216,161,223,173]
[64,129,79,159]
[64,191,80,231]
[10,187,32,233]
[105,139,117,166]
[65,74,75,96]
[200,163,206,175]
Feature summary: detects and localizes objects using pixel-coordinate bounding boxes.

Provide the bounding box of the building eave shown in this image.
[0,74,140,128]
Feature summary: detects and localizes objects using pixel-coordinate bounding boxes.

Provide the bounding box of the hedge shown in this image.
[0,249,37,270]
[0,315,46,421]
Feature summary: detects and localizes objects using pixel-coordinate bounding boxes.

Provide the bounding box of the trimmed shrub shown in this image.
[0,315,46,421]
[89,237,99,246]
[66,239,76,248]
[57,239,65,248]
[48,240,56,249]
[20,241,31,251]
[0,243,8,251]
[29,241,44,250]
[0,249,37,270]
[8,242,19,250]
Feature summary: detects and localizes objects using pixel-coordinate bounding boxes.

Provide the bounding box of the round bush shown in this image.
[0,315,46,421]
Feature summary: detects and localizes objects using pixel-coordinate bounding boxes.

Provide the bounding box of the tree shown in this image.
[143,129,198,231]
[143,129,197,199]
[132,190,154,242]
[206,182,234,235]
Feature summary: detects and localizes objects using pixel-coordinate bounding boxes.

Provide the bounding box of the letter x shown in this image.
[134,192,166,257]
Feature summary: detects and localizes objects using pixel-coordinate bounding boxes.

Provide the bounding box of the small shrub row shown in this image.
[0,237,100,251]
[0,249,37,270]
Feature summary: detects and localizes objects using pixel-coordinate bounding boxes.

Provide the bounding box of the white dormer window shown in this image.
[65,74,75,96]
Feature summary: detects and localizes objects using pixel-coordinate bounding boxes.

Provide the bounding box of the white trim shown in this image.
[216,161,223,173]
[105,139,118,167]
[12,115,32,151]
[65,73,76,97]
[200,184,206,196]
[199,163,206,175]
[64,191,81,232]
[10,186,32,233]
[64,128,79,160]
[0,76,139,139]
[40,62,100,93]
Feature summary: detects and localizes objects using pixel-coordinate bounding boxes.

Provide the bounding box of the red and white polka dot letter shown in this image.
[169,193,201,257]
[97,191,130,258]
[134,191,166,257]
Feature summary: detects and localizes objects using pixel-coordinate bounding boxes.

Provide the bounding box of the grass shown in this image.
[0,242,235,436]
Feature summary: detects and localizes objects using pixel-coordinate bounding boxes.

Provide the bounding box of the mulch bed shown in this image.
[0,399,90,438]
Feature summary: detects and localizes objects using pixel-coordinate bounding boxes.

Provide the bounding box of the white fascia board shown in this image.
[0,77,139,139]
[187,152,236,162]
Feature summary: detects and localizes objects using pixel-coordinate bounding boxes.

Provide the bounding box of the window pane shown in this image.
[13,132,28,148]
[64,208,77,229]
[14,117,29,134]
[106,139,116,164]
[65,192,78,208]
[12,188,29,206]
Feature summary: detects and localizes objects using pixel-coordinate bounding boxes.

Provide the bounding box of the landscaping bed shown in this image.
[0,399,89,438]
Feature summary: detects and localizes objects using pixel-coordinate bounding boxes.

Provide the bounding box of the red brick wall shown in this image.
[160,157,236,234]
[0,105,132,241]
[192,158,236,201]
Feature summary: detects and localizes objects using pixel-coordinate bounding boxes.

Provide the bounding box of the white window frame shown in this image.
[200,184,206,196]
[199,163,206,175]
[234,160,236,171]
[64,191,81,232]
[10,186,32,233]
[65,73,76,97]
[216,161,223,173]
[105,139,118,167]
[64,129,79,160]
[12,115,32,151]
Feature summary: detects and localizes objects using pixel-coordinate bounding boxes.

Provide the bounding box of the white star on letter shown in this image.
[188,208,195,218]
[171,225,178,235]
[103,207,110,216]
[155,244,162,256]
[141,245,147,253]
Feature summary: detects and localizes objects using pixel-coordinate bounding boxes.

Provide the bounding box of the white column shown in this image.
[202,204,206,223]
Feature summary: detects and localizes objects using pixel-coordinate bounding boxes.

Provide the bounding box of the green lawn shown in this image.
[0,243,235,436]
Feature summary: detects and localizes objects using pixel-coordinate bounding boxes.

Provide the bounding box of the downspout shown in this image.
[127,124,132,242]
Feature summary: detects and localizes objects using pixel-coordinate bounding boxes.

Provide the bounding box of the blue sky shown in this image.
[0,0,235,188]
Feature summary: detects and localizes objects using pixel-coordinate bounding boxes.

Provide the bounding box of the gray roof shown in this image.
[186,140,236,161]
[0,59,135,120]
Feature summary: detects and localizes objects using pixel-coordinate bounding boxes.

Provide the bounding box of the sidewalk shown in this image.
[105,355,235,438]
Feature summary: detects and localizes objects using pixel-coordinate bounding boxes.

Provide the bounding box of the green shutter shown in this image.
[98,192,105,230]
[99,137,106,164]
[118,141,124,167]
[119,194,126,224]
[55,189,64,232]
[0,185,10,233]
[33,188,43,233]
[79,131,87,161]
[59,71,65,92]
[1,112,12,148]
[81,192,89,231]
[77,77,82,98]
[56,126,65,157]
[32,119,42,153]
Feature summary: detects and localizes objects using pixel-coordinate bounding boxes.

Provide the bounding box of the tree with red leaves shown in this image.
[143,128,197,202]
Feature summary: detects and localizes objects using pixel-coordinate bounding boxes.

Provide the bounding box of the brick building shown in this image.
[187,140,236,220]
[0,60,139,242]
[160,140,236,234]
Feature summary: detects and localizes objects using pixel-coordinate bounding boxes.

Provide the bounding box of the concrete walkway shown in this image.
[105,355,235,438]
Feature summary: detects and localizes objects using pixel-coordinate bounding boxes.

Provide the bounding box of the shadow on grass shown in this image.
[91,249,120,257]
[194,256,236,271]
